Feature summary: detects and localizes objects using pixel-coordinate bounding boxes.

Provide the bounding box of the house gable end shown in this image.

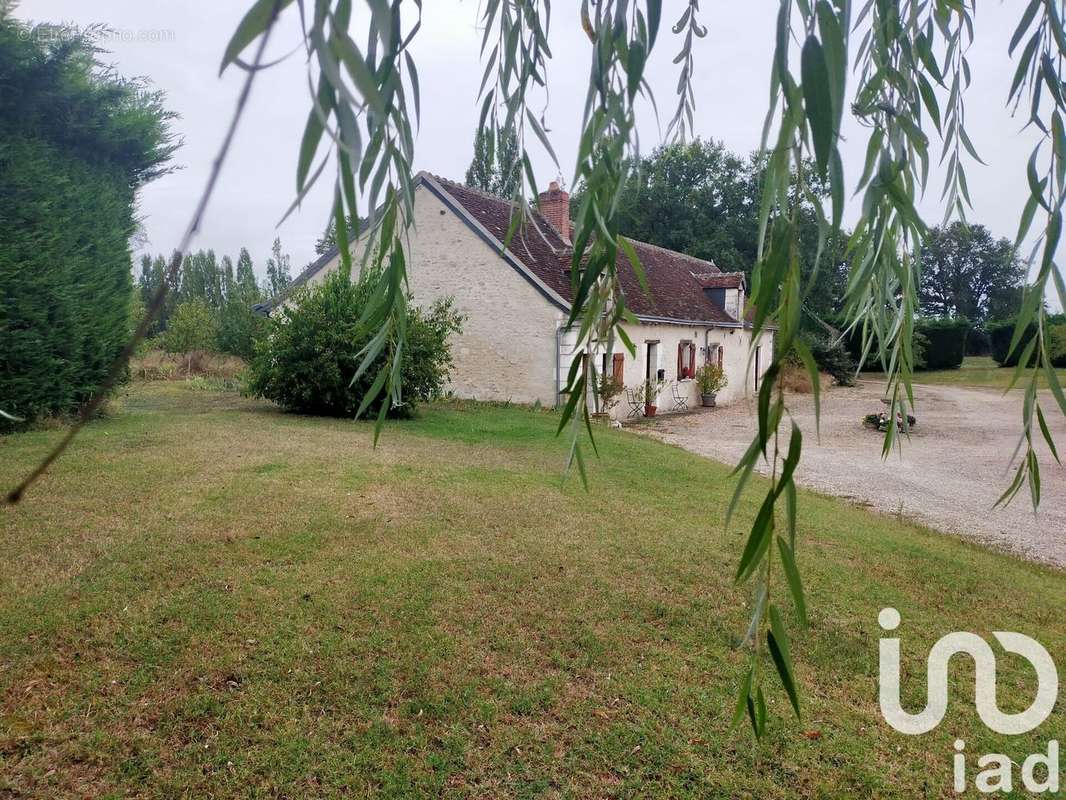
[417,174,570,312]
[260,174,571,316]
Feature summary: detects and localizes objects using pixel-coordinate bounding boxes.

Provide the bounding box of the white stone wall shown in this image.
[595,321,774,419]
[723,288,741,320]
[297,187,566,405]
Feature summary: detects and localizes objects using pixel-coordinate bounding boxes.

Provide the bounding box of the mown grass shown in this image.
[877,356,1066,390]
[0,382,1063,798]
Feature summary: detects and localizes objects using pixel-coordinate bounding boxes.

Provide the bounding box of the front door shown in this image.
[645,341,660,403]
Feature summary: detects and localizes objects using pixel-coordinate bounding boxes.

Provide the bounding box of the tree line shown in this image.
[463,135,1028,374]
[467,135,1027,331]
[136,237,293,360]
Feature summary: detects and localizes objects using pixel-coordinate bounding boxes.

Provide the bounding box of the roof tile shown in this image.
[429,174,739,324]
[273,173,744,326]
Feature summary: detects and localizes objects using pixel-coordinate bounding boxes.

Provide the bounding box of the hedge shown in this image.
[829,316,969,371]
[965,327,991,357]
[0,15,175,428]
[988,314,1066,367]
[915,317,971,370]
[1048,324,1066,368]
[1,139,136,423]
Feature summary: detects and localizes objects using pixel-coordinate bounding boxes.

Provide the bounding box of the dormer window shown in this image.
[704,287,727,310]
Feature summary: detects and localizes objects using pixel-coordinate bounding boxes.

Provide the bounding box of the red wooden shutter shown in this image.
[612,352,625,384]
[677,343,685,379]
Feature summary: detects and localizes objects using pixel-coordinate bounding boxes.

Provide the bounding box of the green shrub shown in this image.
[837,322,928,372]
[988,314,1066,366]
[775,327,857,387]
[988,318,1035,367]
[915,317,971,370]
[1050,324,1066,368]
[216,296,266,360]
[162,301,218,354]
[807,334,857,386]
[247,272,463,418]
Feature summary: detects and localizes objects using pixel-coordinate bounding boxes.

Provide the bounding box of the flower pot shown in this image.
[644,403,657,417]
[701,393,717,407]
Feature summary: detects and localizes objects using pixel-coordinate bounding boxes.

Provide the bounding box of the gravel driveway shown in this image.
[644,380,1066,568]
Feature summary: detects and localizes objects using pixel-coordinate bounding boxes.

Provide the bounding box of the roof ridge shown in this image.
[621,236,720,272]
[424,171,571,255]
[422,171,520,207]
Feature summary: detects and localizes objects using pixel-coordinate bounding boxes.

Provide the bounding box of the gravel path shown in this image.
[643,380,1066,568]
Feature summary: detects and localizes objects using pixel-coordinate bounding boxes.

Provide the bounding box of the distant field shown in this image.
[1,382,1063,798]
[866,356,1066,390]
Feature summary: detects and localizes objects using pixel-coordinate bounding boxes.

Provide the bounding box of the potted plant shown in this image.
[592,372,622,420]
[643,376,665,417]
[695,363,728,407]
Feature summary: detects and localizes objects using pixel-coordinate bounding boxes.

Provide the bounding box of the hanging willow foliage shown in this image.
[9,0,1066,739]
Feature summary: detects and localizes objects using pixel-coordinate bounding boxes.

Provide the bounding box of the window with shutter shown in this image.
[677,340,695,379]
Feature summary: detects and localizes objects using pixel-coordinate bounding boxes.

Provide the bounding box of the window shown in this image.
[598,352,625,385]
[677,340,696,380]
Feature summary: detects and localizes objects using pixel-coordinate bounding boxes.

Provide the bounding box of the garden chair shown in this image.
[624,385,643,418]
[670,382,688,412]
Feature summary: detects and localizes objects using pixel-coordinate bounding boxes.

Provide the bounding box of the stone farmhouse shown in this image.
[271,171,773,417]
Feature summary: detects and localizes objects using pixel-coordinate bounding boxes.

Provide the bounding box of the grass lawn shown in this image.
[1,382,1063,798]
[869,356,1066,390]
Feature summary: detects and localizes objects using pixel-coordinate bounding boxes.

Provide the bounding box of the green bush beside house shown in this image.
[247,272,463,418]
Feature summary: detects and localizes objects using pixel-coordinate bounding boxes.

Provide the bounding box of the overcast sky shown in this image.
[16,1,1061,309]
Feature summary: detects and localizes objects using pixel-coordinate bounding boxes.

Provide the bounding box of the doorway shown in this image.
[645,340,660,402]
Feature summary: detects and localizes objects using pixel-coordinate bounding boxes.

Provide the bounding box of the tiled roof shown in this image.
[429,176,574,301]
[269,173,745,326]
[254,230,365,315]
[426,174,740,325]
[693,272,745,290]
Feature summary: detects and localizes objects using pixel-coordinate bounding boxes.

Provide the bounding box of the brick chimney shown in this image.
[538,181,570,241]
